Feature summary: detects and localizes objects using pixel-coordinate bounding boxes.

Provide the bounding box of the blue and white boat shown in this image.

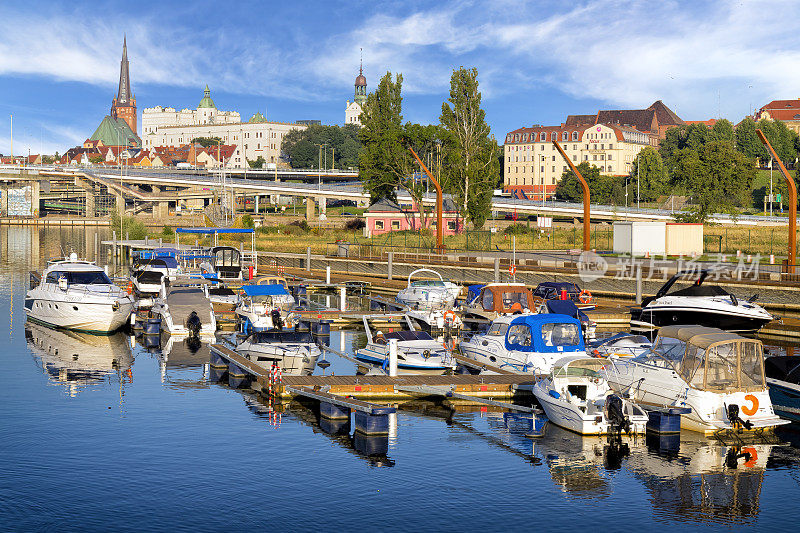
[355,314,456,373]
[765,355,800,422]
[459,314,586,374]
[235,284,297,333]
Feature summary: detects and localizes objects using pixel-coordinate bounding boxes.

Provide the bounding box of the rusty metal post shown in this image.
[757,130,796,272]
[408,147,444,253]
[552,141,590,251]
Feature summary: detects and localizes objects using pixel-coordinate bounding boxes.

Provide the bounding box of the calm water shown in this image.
[2,227,800,532]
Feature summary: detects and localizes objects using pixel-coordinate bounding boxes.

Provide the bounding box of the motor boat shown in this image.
[129,256,180,305]
[200,246,243,280]
[234,329,321,376]
[533,356,649,435]
[533,281,596,310]
[589,333,652,358]
[355,314,456,373]
[764,355,800,422]
[235,284,297,333]
[395,268,461,311]
[538,299,597,341]
[633,270,773,332]
[459,314,586,374]
[406,307,463,333]
[25,253,134,333]
[599,325,789,434]
[151,277,217,336]
[461,283,536,324]
[206,284,239,314]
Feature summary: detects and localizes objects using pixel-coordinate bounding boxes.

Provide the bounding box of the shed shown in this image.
[613,221,666,256]
[666,223,703,256]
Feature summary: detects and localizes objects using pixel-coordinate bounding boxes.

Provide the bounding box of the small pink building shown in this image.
[364,198,463,237]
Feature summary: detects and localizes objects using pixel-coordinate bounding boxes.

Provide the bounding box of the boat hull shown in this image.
[766,378,800,422]
[25,299,133,334]
[636,306,772,332]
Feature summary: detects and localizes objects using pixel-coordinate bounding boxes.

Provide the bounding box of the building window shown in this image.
[609,144,613,149]
[562,131,568,141]
[572,154,577,161]
[584,155,588,161]
[552,155,556,161]
[391,220,401,230]
[541,166,544,173]
[540,133,546,141]
[552,166,556,172]
[447,221,456,230]
[375,220,384,230]
[607,154,613,160]
[572,131,578,141]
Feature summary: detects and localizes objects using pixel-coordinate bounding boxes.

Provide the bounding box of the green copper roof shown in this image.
[89,115,141,147]
[248,111,267,123]
[198,85,216,109]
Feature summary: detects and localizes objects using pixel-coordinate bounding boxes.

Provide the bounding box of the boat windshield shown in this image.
[635,336,685,369]
[46,270,112,285]
[486,322,509,336]
[683,340,765,391]
[554,359,605,377]
[541,323,581,347]
[251,295,279,304]
[412,280,445,287]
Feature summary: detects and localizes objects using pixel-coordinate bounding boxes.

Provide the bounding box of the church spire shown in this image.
[116,35,132,105]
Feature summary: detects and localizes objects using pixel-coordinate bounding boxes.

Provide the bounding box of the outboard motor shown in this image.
[271,308,283,331]
[185,311,202,337]
[605,394,631,463]
[726,403,754,431]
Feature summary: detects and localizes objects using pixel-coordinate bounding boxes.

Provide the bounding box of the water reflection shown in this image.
[135,333,212,390]
[26,321,134,396]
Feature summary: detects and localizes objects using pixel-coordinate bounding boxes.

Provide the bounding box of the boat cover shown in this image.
[504,314,584,353]
[165,287,214,327]
[242,284,289,296]
[545,299,589,322]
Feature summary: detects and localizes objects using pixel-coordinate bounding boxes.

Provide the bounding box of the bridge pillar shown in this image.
[254,195,259,214]
[0,184,7,216]
[156,201,169,220]
[30,180,40,217]
[305,197,315,220]
[317,196,327,214]
[114,194,125,217]
[85,189,95,218]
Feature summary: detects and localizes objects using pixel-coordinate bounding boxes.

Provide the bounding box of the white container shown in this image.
[613,222,666,256]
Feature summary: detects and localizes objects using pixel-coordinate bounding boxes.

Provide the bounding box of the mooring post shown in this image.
[388,339,398,377]
[326,265,331,284]
[636,263,643,305]
[339,285,346,311]
[306,246,311,272]
[387,251,393,280]
[494,257,500,282]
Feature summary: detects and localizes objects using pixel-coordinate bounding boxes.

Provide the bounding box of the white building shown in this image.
[344,62,367,126]
[141,86,306,168]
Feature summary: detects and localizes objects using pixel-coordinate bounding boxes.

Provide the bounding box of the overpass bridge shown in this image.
[0,165,788,226]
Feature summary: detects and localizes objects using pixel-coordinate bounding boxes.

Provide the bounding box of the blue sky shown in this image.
[2,0,800,155]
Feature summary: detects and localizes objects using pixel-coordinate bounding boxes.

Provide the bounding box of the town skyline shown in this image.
[2,0,800,155]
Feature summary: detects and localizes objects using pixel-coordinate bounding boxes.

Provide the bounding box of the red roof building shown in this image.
[755,99,800,133]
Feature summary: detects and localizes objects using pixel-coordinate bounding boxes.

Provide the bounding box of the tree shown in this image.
[89,155,104,164]
[672,141,756,221]
[281,124,362,169]
[191,136,222,147]
[630,146,667,202]
[734,118,763,160]
[439,67,499,229]
[555,162,624,205]
[711,119,735,144]
[248,156,265,169]
[735,118,800,166]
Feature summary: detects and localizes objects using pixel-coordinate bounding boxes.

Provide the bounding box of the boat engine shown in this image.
[186,311,202,337]
[726,403,754,431]
[605,394,631,466]
[271,308,283,330]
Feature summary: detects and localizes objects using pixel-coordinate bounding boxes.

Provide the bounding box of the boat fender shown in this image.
[548,390,560,399]
[127,281,133,295]
[382,358,389,372]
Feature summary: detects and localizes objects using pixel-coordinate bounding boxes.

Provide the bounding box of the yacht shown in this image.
[533,356,649,435]
[234,329,321,376]
[151,277,217,336]
[130,256,179,305]
[599,325,789,434]
[459,314,586,374]
[395,268,461,311]
[26,254,134,333]
[633,270,773,332]
[235,284,297,333]
[589,333,652,358]
[355,314,456,373]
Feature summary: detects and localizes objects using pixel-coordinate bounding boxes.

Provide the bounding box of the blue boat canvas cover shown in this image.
[504,314,585,353]
[241,284,289,296]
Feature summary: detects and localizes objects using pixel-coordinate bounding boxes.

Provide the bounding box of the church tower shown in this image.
[110,36,137,136]
[345,52,367,126]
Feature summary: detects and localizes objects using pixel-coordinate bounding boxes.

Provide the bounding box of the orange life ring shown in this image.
[443,310,457,324]
[579,290,592,304]
[126,281,133,295]
[742,446,758,467]
[741,394,759,416]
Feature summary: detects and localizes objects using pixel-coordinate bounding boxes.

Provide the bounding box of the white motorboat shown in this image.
[533,356,649,435]
[235,284,297,333]
[355,314,456,373]
[634,270,773,332]
[461,283,536,322]
[235,329,321,376]
[395,268,461,311]
[25,254,134,333]
[599,325,789,435]
[151,277,217,336]
[589,333,652,358]
[459,314,586,374]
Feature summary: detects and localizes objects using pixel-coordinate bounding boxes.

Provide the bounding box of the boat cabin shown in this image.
[241,283,291,305]
[209,246,242,279]
[470,283,535,314]
[258,275,289,290]
[639,325,765,392]
[504,314,585,354]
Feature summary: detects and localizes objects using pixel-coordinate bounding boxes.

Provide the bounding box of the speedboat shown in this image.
[533,281,595,310]
[533,356,649,435]
[235,329,321,376]
[151,277,217,336]
[235,284,297,333]
[589,333,652,358]
[355,314,456,373]
[764,355,800,422]
[459,314,586,374]
[461,283,536,323]
[200,245,243,280]
[25,253,134,333]
[634,270,772,332]
[599,325,789,434]
[130,255,180,305]
[395,268,461,311]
